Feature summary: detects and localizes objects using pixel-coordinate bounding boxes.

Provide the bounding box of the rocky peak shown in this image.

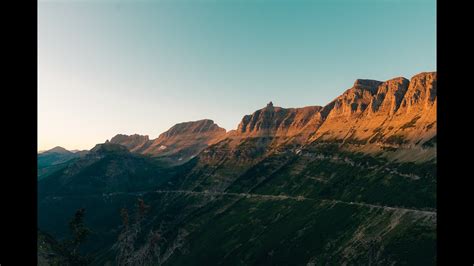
[369,77,410,115]
[353,79,383,92]
[327,82,377,117]
[236,103,323,138]
[309,71,436,162]
[160,119,226,138]
[400,72,437,110]
[323,76,412,119]
[43,146,72,155]
[89,143,130,155]
[237,103,284,135]
[141,119,227,162]
[109,134,150,152]
[111,134,149,143]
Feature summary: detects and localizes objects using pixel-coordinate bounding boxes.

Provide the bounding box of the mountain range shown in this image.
[38,72,437,265]
[109,72,436,163]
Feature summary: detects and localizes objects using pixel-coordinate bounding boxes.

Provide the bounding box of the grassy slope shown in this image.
[85,192,435,265]
[226,147,436,210]
[38,142,436,265]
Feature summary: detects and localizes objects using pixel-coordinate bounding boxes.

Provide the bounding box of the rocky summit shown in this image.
[310,72,436,162]
[109,119,226,164]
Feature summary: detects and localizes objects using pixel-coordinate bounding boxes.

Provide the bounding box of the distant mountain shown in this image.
[37,146,89,180]
[109,134,150,152]
[109,119,226,165]
[42,146,73,155]
[39,72,437,265]
[70,149,89,155]
[38,142,183,196]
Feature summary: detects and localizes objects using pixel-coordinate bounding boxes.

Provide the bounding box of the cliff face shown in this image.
[109,120,226,164]
[309,77,409,142]
[196,103,324,167]
[309,72,436,161]
[207,71,437,163]
[235,102,323,139]
[110,134,151,153]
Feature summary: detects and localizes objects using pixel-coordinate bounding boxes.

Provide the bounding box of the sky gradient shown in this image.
[39,0,436,151]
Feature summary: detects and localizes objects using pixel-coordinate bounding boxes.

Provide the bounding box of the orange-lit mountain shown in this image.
[201,72,436,164]
[232,103,324,141]
[143,119,226,159]
[109,134,150,153]
[109,72,436,164]
[109,119,226,164]
[308,72,436,161]
[179,71,436,196]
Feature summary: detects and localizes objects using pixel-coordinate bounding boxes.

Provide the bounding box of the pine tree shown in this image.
[59,208,92,265]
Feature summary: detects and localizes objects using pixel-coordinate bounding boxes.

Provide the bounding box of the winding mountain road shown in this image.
[45,189,435,217]
[98,189,436,217]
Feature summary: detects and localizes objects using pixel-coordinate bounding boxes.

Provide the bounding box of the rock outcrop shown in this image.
[143,119,226,160]
[108,119,226,164]
[110,134,151,153]
[235,102,323,140]
[309,72,436,161]
[42,146,73,155]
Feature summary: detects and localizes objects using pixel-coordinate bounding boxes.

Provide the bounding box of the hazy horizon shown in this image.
[39,0,436,151]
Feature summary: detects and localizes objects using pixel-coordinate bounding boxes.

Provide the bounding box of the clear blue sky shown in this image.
[38,0,436,151]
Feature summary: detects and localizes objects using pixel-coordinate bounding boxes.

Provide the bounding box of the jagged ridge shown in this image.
[108,72,436,163]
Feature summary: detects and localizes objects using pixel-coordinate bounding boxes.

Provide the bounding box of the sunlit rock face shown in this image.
[109,72,436,163]
[235,102,323,138]
[109,119,227,164]
[307,72,436,162]
[143,119,227,159]
[110,134,151,153]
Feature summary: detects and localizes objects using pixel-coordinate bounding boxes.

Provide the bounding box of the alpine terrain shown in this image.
[38,72,437,265]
